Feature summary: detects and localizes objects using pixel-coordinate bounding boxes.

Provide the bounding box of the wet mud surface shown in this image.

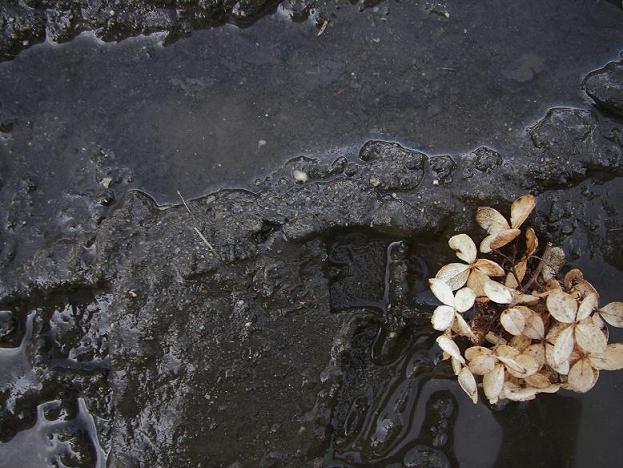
[2,1,623,467]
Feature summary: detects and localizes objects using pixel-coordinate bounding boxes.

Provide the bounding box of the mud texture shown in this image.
[2,52,623,466]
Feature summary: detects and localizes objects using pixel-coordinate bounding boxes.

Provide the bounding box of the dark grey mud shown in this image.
[2,1,623,467]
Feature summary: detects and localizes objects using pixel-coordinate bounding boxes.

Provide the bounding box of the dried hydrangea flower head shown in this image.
[429,194,623,404]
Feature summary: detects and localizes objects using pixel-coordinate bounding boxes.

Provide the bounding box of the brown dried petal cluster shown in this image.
[430,195,623,404]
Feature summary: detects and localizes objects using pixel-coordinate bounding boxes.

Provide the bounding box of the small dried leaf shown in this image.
[475,206,510,234]
[598,302,623,328]
[505,271,519,289]
[589,343,623,370]
[458,367,478,404]
[473,259,505,277]
[567,358,598,393]
[511,291,540,306]
[429,279,454,306]
[564,268,584,290]
[454,287,476,313]
[525,227,538,256]
[542,246,566,281]
[510,334,532,351]
[435,263,471,291]
[510,194,536,229]
[513,353,540,377]
[576,292,598,321]
[546,290,578,324]
[483,364,505,403]
[485,332,507,346]
[468,354,497,375]
[525,373,550,389]
[484,279,513,304]
[495,344,520,360]
[570,280,598,301]
[500,308,526,336]
[448,234,477,264]
[467,269,488,298]
[503,384,537,402]
[436,335,464,364]
[489,228,522,250]
[465,346,493,361]
[431,305,455,331]
[552,325,575,366]
[575,318,607,354]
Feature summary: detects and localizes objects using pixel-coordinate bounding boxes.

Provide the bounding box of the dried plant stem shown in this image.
[522,243,552,292]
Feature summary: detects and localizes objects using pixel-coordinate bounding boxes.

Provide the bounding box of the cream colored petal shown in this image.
[598,302,623,328]
[465,346,493,361]
[489,228,522,250]
[563,268,584,290]
[503,385,537,402]
[510,194,536,229]
[567,358,598,393]
[458,367,479,404]
[589,343,623,370]
[467,269,487,298]
[545,278,562,291]
[511,291,540,306]
[484,278,513,304]
[473,259,505,277]
[525,227,538,256]
[525,372,551,389]
[542,246,566,282]
[453,313,476,340]
[519,307,545,339]
[576,292,598,321]
[431,305,455,331]
[435,263,471,291]
[570,280,599,301]
[454,287,476,313]
[451,357,463,375]
[429,278,455,306]
[514,353,540,377]
[575,318,607,354]
[495,344,521,360]
[479,234,498,254]
[592,312,605,330]
[483,364,505,403]
[475,206,510,234]
[505,272,519,289]
[485,332,507,346]
[448,233,477,264]
[552,324,575,366]
[436,335,464,364]
[524,343,546,368]
[546,290,578,323]
[510,334,532,352]
[500,308,526,336]
[468,354,497,375]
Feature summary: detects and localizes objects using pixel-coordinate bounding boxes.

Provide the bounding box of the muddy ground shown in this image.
[2,1,623,467]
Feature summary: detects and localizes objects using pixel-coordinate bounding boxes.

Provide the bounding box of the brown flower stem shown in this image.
[522,243,553,292]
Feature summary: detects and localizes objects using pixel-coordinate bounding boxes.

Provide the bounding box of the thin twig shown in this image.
[177,190,192,215]
[522,243,552,292]
[193,227,218,256]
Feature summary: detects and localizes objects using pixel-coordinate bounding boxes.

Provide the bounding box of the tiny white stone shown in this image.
[293,170,308,183]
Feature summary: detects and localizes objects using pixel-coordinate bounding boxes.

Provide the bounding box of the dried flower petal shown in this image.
[519,307,545,339]
[448,234,477,264]
[570,280,598,301]
[465,346,493,361]
[564,268,584,290]
[483,364,505,403]
[542,246,566,281]
[525,372,552,389]
[575,318,607,354]
[467,268,488,298]
[468,354,497,375]
[451,357,463,375]
[475,206,510,234]
[510,194,536,229]
[598,302,623,328]
[454,287,476,313]
[429,279,454,306]
[503,384,537,402]
[453,313,476,340]
[485,332,507,346]
[589,343,623,370]
[552,324,575,367]
[567,358,598,393]
[511,291,540,306]
[473,259,505,277]
[500,308,526,336]
[435,263,471,291]
[510,334,532,351]
[458,367,478,404]
[432,305,455,331]
[525,227,538,256]
[546,290,577,323]
[436,335,464,364]
[524,343,546,368]
[484,279,513,304]
[577,292,598,321]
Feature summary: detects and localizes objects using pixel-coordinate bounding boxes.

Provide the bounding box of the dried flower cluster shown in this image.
[430,195,623,404]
